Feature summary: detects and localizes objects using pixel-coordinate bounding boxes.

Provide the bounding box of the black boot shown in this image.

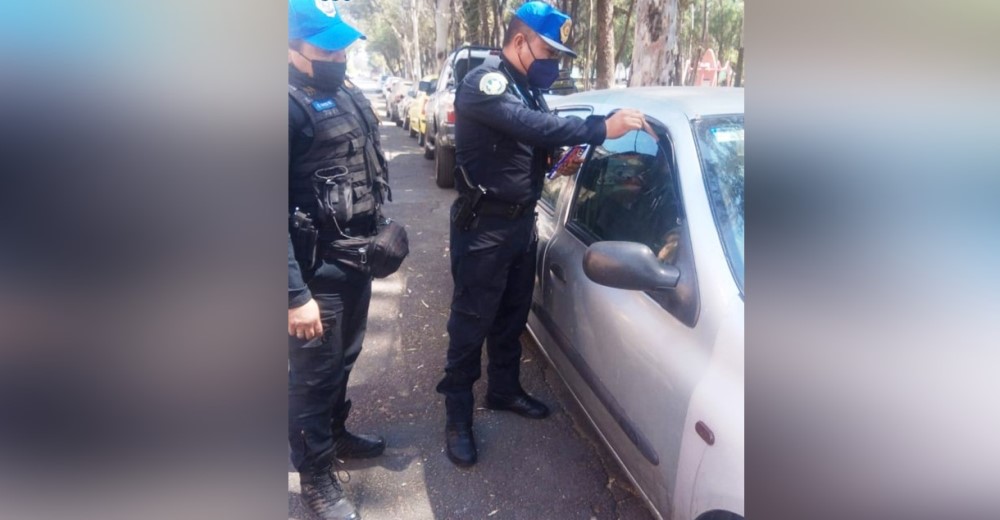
[442,391,477,466]
[485,391,550,419]
[299,468,360,520]
[445,422,477,467]
[331,400,386,459]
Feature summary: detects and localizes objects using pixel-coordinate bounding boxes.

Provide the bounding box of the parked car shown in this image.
[380,76,401,100]
[424,45,502,187]
[407,74,438,140]
[398,88,417,131]
[528,87,744,520]
[543,69,580,96]
[386,79,413,125]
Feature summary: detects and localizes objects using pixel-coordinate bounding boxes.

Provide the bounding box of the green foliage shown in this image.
[343,0,743,86]
[680,0,744,65]
[366,21,405,74]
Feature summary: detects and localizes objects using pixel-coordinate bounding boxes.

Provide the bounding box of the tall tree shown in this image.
[734,7,744,86]
[480,0,491,46]
[630,0,681,86]
[411,0,423,78]
[594,0,614,88]
[614,0,636,67]
[435,0,453,69]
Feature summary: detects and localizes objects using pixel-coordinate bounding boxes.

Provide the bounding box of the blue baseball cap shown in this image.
[514,1,577,57]
[289,0,366,51]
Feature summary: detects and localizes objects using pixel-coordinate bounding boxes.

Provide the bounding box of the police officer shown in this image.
[287,1,393,518]
[436,1,650,467]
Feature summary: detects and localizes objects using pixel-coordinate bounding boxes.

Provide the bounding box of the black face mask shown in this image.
[310,59,347,92]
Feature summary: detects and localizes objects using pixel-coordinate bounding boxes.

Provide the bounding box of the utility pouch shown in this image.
[289,209,319,272]
[325,218,409,278]
[312,165,354,225]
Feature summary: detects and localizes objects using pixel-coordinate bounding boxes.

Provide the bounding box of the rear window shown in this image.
[453,57,486,85]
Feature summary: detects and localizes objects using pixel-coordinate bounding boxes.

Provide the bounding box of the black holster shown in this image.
[289,209,319,272]
[452,165,487,231]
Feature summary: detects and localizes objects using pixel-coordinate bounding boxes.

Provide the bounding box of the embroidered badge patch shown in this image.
[479,72,508,96]
[311,99,336,111]
[315,0,338,17]
[560,20,572,44]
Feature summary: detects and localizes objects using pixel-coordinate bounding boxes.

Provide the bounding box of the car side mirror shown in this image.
[583,241,680,291]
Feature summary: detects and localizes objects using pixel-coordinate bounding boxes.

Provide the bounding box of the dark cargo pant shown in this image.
[436,203,537,424]
[288,261,372,472]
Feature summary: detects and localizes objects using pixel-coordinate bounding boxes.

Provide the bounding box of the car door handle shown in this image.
[549,263,566,282]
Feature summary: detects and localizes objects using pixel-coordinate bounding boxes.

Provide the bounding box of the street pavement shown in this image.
[289,84,654,520]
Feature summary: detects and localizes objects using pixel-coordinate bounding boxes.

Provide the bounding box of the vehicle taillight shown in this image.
[446,110,456,124]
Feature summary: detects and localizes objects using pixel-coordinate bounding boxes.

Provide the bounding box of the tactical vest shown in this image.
[288,80,390,238]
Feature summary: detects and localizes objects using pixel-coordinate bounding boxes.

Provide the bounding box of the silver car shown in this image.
[528,87,744,520]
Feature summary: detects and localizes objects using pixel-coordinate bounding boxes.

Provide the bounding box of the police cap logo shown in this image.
[560,20,572,44]
[315,0,338,17]
[479,72,508,96]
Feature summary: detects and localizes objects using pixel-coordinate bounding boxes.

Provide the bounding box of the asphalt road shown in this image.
[288,83,654,520]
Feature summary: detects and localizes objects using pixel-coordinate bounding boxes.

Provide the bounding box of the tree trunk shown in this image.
[629,0,681,86]
[411,0,423,79]
[701,0,708,46]
[594,0,614,89]
[734,46,744,87]
[435,0,452,70]
[584,0,594,89]
[734,15,744,86]
[561,0,581,72]
[492,0,508,48]
[461,0,476,45]
[614,0,635,66]
[479,0,491,46]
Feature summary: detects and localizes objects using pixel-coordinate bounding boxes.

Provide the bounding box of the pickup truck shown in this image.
[423,45,501,188]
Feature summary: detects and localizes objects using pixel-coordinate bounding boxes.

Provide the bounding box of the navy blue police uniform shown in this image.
[287,64,391,474]
[435,53,608,426]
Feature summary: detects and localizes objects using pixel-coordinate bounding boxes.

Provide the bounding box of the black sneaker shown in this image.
[299,468,360,520]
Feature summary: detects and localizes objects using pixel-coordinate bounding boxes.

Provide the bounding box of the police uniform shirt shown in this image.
[454,57,607,206]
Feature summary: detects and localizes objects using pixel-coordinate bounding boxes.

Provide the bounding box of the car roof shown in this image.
[449,46,500,59]
[549,87,744,120]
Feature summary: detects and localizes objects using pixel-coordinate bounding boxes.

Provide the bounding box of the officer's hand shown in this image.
[289,298,323,340]
[605,109,657,140]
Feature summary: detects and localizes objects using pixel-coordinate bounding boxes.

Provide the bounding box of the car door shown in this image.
[538,124,703,515]
[534,106,593,303]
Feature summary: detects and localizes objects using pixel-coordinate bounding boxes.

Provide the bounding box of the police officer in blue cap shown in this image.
[287,1,394,518]
[436,0,650,467]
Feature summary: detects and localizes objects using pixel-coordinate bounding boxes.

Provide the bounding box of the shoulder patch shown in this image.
[479,72,508,96]
[311,99,336,112]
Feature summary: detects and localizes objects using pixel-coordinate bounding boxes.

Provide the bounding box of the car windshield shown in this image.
[693,115,744,294]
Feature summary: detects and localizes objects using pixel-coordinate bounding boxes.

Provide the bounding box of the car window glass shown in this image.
[570,130,682,263]
[541,173,569,209]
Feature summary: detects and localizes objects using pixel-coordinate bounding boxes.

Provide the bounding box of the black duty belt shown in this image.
[476,198,532,220]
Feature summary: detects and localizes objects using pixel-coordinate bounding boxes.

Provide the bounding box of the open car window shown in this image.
[568,129,683,265]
